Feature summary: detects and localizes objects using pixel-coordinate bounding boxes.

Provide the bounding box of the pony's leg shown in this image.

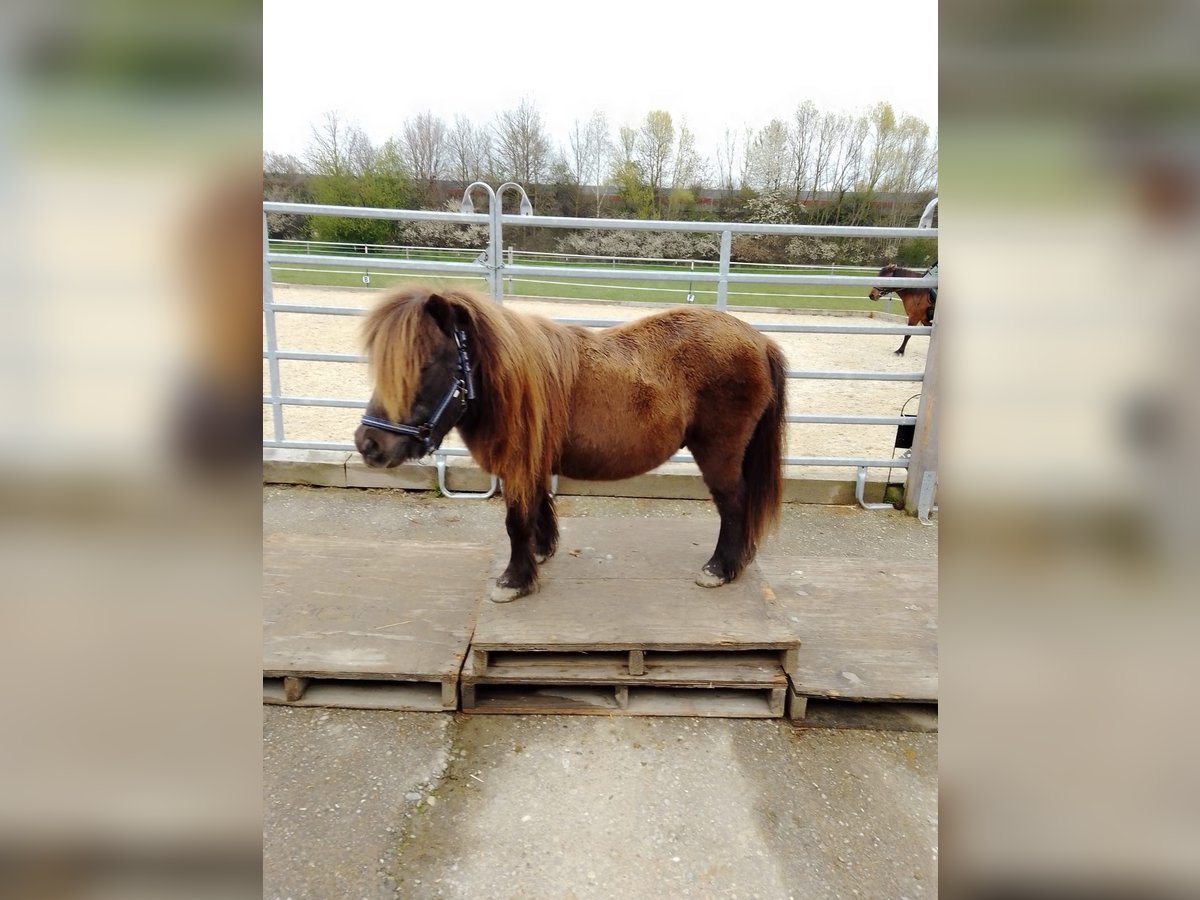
[491,499,539,603]
[533,488,558,564]
[895,334,910,356]
[689,437,753,588]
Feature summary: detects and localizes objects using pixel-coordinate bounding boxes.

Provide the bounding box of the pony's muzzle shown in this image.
[354,424,411,468]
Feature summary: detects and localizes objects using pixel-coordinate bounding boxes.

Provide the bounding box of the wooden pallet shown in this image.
[786,682,937,732]
[758,556,938,704]
[263,534,492,711]
[263,676,455,711]
[473,521,799,665]
[461,656,787,718]
[464,518,799,717]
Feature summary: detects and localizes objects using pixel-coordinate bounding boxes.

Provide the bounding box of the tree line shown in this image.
[264,98,937,265]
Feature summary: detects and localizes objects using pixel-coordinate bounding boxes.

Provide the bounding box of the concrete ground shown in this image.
[263,486,938,899]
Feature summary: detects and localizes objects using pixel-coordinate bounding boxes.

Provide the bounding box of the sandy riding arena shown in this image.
[264,284,929,481]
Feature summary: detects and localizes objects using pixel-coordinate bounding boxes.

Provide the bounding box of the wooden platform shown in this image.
[473,518,799,670]
[757,556,938,707]
[462,519,799,718]
[263,534,493,711]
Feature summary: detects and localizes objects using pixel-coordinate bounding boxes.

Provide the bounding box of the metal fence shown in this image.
[262,194,938,518]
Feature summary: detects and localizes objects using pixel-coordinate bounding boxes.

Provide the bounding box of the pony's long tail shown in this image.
[742,343,787,562]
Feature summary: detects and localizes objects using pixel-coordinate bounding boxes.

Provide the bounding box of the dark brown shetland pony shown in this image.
[868,263,936,356]
[354,286,787,603]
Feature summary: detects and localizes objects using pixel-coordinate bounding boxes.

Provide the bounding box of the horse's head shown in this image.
[868,264,898,301]
[355,291,473,468]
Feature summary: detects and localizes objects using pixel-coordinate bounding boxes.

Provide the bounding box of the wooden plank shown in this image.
[787,691,809,721]
[483,649,786,671]
[263,534,492,681]
[475,519,798,653]
[761,557,937,702]
[628,650,645,676]
[794,698,939,733]
[471,648,489,675]
[462,683,783,718]
[460,655,785,689]
[768,686,787,717]
[283,676,309,702]
[263,678,446,712]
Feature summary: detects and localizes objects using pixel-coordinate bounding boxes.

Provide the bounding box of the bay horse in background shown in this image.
[868,263,937,356]
[355,286,787,603]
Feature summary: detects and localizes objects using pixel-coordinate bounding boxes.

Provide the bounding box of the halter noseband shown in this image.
[360,329,476,456]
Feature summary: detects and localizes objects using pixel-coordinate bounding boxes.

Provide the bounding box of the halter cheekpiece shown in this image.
[360,329,476,456]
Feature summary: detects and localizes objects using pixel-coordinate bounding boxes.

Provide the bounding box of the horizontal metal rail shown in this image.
[499,262,932,290]
[263,437,909,469]
[788,370,923,381]
[266,351,364,363]
[262,396,366,409]
[260,395,915,427]
[271,303,368,316]
[264,200,936,240]
[550,317,929,335]
[264,201,488,225]
[787,415,915,426]
[266,252,483,276]
[499,212,936,239]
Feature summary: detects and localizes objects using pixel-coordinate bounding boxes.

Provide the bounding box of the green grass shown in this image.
[267,254,887,312]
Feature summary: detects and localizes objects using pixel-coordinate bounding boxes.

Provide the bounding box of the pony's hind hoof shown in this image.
[695,567,729,588]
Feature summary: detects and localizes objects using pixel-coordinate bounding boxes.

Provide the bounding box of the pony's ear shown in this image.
[424,292,459,337]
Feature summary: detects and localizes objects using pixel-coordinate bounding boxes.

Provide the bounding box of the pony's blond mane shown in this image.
[361,286,579,515]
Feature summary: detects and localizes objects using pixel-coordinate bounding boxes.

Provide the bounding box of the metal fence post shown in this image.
[717,229,732,309]
[262,213,285,443]
[904,318,938,518]
[488,196,502,301]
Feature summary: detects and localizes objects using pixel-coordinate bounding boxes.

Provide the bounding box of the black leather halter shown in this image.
[360,329,476,456]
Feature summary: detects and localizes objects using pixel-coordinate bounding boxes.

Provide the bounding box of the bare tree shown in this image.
[566,119,588,187]
[738,126,755,192]
[446,115,490,188]
[400,111,448,189]
[829,113,869,197]
[636,110,674,214]
[671,123,703,190]
[809,111,840,198]
[305,110,359,176]
[584,111,612,215]
[789,100,819,201]
[715,128,738,193]
[615,124,637,168]
[492,98,553,186]
[861,101,899,194]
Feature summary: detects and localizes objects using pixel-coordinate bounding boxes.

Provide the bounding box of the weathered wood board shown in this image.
[461,656,785,718]
[473,518,800,666]
[788,684,938,733]
[263,677,452,712]
[263,533,492,709]
[758,556,937,703]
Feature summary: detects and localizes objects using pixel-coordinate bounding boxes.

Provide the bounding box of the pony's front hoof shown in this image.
[695,566,729,588]
[489,581,535,603]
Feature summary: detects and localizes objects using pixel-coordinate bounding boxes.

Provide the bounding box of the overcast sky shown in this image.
[264,0,937,164]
